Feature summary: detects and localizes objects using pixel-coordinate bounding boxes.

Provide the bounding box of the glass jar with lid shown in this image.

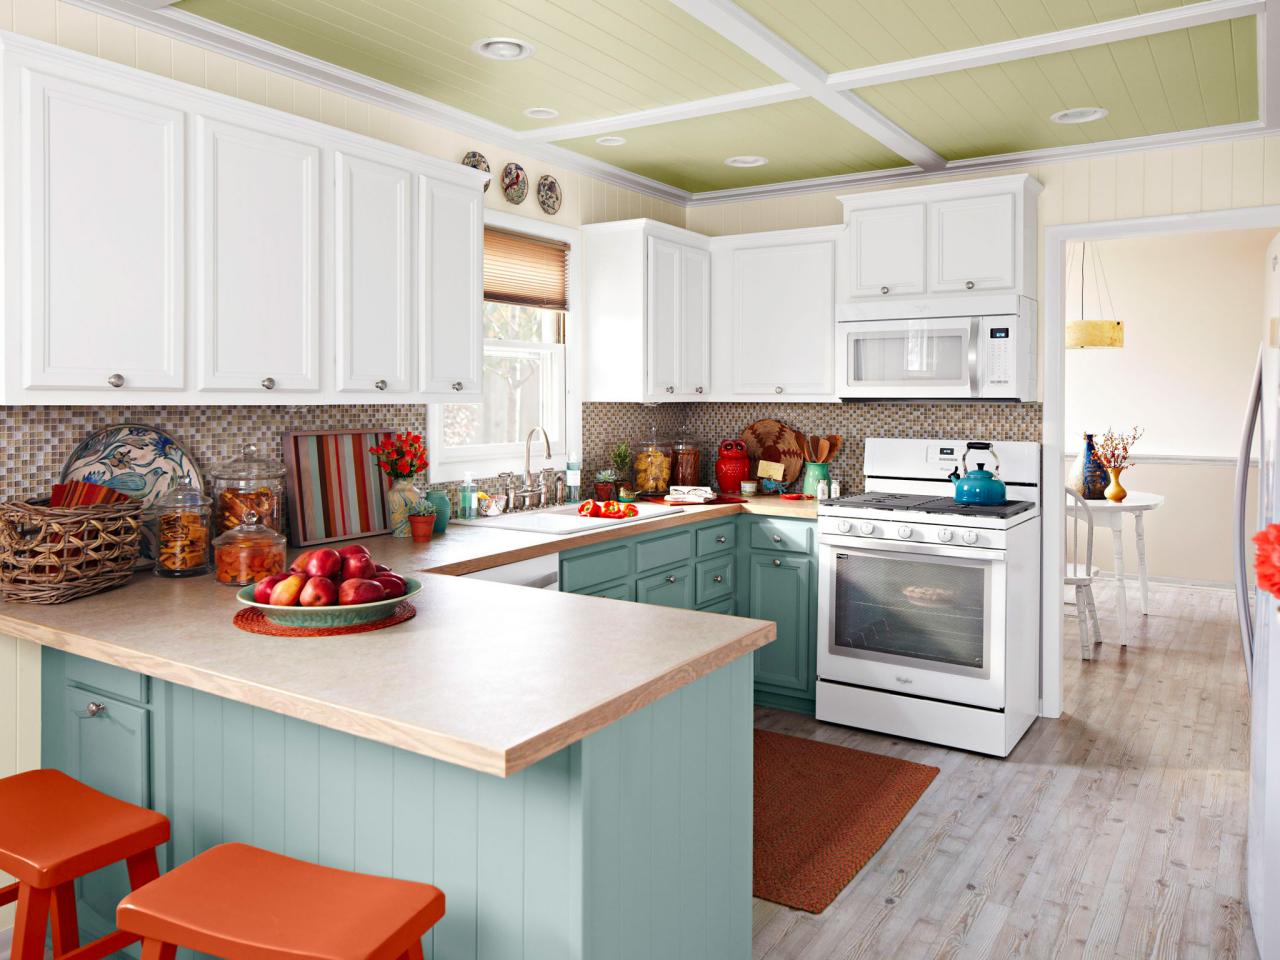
[210,443,286,535]
[153,478,211,578]
[671,431,702,488]
[212,510,286,586]
[633,431,674,495]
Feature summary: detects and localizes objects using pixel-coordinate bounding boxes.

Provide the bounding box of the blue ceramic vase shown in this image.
[425,490,451,534]
[1070,434,1108,500]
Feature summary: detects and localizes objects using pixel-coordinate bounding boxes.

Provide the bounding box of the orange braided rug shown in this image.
[754,729,939,913]
[232,602,416,637]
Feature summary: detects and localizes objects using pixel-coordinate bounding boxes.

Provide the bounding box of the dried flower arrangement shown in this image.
[1094,426,1143,470]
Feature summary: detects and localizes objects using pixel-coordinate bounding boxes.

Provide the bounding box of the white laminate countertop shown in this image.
[0,499,815,777]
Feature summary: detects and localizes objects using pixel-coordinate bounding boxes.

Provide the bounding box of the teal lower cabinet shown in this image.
[41,647,754,960]
[560,516,818,715]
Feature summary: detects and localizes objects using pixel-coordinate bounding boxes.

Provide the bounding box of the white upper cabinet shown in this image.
[583,221,711,403]
[0,35,487,403]
[841,174,1041,304]
[848,203,925,297]
[194,117,321,394]
[720,231,836,399]
[334,150,414,394]
[418,179,483,398]
[15,70,184,393]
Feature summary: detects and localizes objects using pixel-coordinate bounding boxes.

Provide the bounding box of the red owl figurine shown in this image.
[715,439,750,494]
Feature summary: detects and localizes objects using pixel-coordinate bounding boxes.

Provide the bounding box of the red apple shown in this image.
[342,553,377,581]
[253,573,288,604]
[374,574,406,599]
[339,578,385,606]
[303,548,342,579]
[300,575,339,607]
[337,544,371,560]
[268,574,307,606]
[373,562,393,574]
[288,550,316,574]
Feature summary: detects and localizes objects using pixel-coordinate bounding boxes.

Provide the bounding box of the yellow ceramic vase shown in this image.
[1104,467,1127,503]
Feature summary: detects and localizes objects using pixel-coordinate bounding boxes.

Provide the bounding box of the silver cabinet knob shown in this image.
[715,535,727,544]
[695,386,704,395]
[666,385,675,394]
[772,534,782,543]
[666,575,677,584]
[880,286,890,295]
[374,379,388,391]
[965,280,976,290]
[451,381,464,391]
[775,386,783,394]
[86,701,106,717]
[106,373,125,388]
[261,377,276,391]
[713,575,724,583]
[772,558,782,567]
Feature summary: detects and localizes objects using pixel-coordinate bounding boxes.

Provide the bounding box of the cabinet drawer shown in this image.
[635,565,694,609]
[634,529,693,574]
[561,543,631,593]
[696,521,736,556]
[699,596,735,615]
[695,555,735,606]
[748,520,813,554]
[64,653,148,704]
[584,579,635,602]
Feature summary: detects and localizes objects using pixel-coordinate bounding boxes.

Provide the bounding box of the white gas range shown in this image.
[815,438,1042,757]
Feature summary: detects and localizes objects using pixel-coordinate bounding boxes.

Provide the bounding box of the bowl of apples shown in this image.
[236,543,421,627]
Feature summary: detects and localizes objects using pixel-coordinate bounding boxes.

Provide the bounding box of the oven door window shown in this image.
[832,550,991,679]
[848,321,969,388]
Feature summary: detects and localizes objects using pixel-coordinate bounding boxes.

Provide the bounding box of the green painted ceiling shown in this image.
[172,0,1263,192]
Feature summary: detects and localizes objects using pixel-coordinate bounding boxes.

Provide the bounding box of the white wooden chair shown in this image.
[1066,488,1103,659]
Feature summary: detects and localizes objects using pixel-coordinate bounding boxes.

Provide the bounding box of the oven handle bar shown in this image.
[819,535,1006,564]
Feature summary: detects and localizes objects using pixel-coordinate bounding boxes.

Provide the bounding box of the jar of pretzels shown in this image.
[153,478,211,578]
[210,443,286,535]
[211,510,286,586]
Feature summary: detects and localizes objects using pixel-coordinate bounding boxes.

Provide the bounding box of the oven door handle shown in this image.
[821,536,1006,564]
[967,316,981,397]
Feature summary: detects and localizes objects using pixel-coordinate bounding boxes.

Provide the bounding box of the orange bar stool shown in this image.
[116,842,445,960]
[0,769,170,960]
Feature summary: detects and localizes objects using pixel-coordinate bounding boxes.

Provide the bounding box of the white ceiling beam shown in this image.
[829,0,1264,89]
[668,0,945,171]
[129,0,182,7]
[1260,0,1280,127]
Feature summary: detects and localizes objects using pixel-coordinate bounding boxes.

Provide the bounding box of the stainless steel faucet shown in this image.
[514,426,552,510]
[524,426,551,489]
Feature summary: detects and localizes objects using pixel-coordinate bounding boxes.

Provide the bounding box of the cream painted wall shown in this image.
[1064,230,1273,458]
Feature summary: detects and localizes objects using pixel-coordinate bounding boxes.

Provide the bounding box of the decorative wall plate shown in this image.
[461,150,491,191]
[537,174,562,214]
[501,162,529,204]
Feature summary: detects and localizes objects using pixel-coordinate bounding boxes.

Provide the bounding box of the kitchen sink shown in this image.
[456,501,684,535]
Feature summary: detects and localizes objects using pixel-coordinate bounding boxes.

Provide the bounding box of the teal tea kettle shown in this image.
[949,441,1007,505]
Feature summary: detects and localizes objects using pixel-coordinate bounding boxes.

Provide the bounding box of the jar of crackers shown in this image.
[153,478,211,578]
[210,443,286,535]
[212,510,286,586]
[633,431,673,495]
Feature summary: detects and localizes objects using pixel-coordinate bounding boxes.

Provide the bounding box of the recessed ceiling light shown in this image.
[1050,106,1108,125]
[524,106,559,120]
[596,135,627,146]
[471,37,534,61]
[725,155,768,168]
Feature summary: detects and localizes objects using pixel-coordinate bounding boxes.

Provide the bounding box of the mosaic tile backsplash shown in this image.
[583,401,1043,493]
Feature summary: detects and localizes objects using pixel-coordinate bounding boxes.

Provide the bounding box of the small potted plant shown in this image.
[609,441,635,501]
[593,468,618,501]
[406,499,437,543]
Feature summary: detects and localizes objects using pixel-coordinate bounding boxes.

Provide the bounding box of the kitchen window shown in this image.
[430,221,575,481]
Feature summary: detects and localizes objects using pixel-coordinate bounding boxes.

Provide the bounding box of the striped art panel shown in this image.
[283,430,393,545]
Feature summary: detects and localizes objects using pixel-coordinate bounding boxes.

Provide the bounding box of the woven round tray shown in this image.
[233,601,416,637]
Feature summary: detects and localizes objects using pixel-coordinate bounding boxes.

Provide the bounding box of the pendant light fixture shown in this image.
[1065,241,1124,349]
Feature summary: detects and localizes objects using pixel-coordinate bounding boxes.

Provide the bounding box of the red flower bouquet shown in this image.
[368,432,428,481]
[1254,523,1280,599]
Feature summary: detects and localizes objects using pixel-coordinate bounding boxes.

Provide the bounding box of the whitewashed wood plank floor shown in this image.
[752,582,1258,960]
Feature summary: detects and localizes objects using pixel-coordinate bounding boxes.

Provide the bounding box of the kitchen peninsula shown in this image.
[0,503,803,960]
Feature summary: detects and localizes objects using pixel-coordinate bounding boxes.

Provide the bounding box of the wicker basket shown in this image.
[0,500,144,603]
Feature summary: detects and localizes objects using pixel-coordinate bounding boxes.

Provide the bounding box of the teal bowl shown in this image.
[236,578,422,627]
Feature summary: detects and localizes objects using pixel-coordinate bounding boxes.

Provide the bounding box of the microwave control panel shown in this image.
[978,312,1034,399]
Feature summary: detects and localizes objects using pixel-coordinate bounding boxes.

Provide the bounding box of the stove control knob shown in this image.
[897,525,913,540]
[837,519,853,534]
[937,528,953,543]
[962,530,979,545]
[858,521,875,536]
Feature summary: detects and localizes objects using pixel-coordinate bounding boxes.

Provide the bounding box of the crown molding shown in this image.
[61,0,695,206]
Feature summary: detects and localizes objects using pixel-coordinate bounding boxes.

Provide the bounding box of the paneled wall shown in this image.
[0,634,38,927]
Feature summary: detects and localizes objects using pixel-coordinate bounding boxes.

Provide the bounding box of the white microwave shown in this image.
[836,294,1036,400]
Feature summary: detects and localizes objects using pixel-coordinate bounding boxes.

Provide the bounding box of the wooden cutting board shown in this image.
[740,419,805,483]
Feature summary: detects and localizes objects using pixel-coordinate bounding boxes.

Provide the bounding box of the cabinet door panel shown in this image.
[749,555,813,694]
[731,242,834,397]
[195,117,320,392]
[646,236,680,400]
[419,179,483,397]
[849,203,925,297]
[335,152,414,394]
[929,194,1015,292]
[20,71,184,391]
[636,566,694,609]
[677,246,710,396]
